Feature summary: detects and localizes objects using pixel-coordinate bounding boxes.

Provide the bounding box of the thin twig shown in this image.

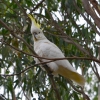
[0,63,40,77]
[30,0,45,13]
[93,62,100,81]
[67,79,90,100]
[21,85,30,100]
[13,0,27,17]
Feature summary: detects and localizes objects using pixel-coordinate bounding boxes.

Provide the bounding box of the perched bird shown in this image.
[28,14,85,87]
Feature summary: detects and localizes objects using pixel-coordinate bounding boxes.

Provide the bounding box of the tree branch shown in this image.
[73,0,100,36]
[1,39,100,64]
[0,94,6,100]
[82,0,100,29]
[89,0,100,16]
[49,74,61,100]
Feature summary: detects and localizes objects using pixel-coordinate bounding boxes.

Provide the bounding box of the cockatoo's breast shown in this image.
[34,39,76,72]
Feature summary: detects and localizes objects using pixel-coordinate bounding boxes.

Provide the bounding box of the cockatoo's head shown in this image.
[28,14,46,41]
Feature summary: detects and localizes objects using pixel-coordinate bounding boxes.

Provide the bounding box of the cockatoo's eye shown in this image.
[33,32,38,35]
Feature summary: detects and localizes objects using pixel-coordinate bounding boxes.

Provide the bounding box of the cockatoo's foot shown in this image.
[48,73,53,77]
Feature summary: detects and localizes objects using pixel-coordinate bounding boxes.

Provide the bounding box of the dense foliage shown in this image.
[0,0,100,100]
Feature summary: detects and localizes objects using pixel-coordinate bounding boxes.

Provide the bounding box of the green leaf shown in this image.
[73,91,80,100]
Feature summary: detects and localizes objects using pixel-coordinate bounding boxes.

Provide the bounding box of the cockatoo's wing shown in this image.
[34,40,85,86]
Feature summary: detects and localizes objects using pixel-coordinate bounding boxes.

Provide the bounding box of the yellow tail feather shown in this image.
[58,66,85,87]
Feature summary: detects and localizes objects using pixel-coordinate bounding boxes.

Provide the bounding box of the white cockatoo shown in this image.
[28,14,85,87]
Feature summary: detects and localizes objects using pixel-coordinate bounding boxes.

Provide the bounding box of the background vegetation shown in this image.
[0,0,100,100]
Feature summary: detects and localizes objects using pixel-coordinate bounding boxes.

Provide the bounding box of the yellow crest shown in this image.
[28,14,41,28]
